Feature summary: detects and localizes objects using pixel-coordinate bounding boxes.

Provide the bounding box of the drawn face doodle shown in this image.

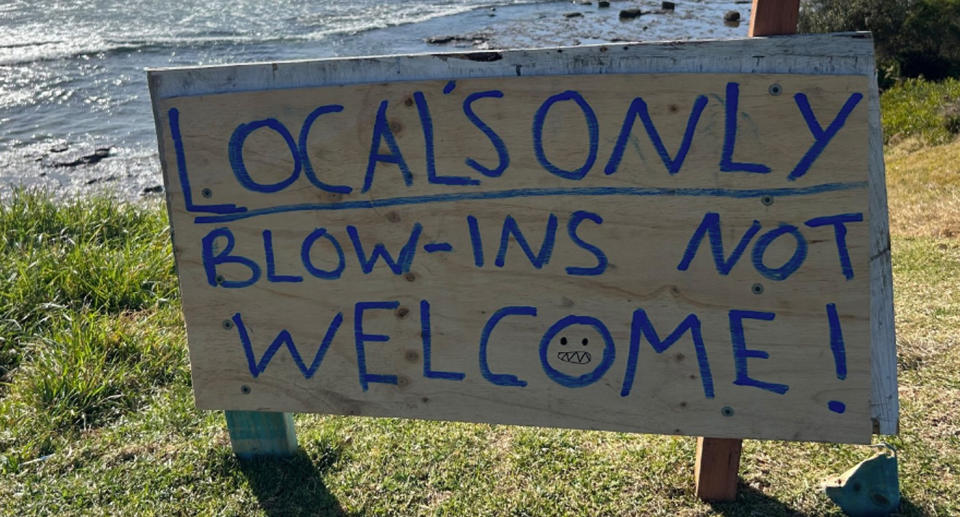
[556,332,595,366]
[539,316,616,388]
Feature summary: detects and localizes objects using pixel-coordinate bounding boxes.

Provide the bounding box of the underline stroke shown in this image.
[192,182,868,224]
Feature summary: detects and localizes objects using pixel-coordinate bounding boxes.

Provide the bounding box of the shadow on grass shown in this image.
[708,484,930,517]
[707,484,803,516]
[897,497,934,516]
[239,450,350,516]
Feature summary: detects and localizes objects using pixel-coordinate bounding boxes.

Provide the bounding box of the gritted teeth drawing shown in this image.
[549,328,602,370]
[557,336,593,364]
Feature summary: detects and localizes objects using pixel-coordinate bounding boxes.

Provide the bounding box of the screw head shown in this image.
[201,187,213,199]
[761,195,774,206]
[215,274,225,285]
[751,283,764,295]
[721,406,735,417]
[241,385,251,394]
[768,83,782,96]
[222,319,234,330]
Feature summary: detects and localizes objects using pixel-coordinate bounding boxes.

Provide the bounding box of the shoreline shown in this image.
[0,0,752,200]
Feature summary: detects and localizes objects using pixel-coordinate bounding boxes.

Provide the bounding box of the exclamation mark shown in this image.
[826,303,847,414]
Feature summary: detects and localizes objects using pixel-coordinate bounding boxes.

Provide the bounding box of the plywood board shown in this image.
[150,38,891,443]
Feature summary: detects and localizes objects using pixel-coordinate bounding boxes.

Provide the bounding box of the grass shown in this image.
[881,77,960,148]
[0,195,187,466]
[1,80,959,515]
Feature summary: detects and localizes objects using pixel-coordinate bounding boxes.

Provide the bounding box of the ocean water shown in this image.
[0,0,752,198]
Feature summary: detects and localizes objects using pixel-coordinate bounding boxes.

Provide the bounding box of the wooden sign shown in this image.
[149,34,897,444]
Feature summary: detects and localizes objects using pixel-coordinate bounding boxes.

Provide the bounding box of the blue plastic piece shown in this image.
[224,411,298,459]
[824,445,900,517]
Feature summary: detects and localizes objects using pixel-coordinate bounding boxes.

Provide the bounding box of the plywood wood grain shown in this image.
[149,37,892,443]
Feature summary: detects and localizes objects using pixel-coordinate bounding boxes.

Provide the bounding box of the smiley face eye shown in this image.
[560,337,568,345]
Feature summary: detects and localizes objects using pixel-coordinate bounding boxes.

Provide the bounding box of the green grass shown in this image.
[2,80,960,514]
[881,77,960,147]
[0,193,186,466]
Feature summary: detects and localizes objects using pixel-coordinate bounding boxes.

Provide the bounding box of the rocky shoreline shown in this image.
[0,0,752,201]
[422,0,748,50]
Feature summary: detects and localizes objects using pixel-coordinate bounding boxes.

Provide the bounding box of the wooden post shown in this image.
[693,0,800,502]
[749,0,801,37]
[695,437,743,501]
[225,411,298,459]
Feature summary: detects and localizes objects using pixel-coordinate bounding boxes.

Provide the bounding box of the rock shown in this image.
[426,35,455,45]
[661,1,675,10]
[574,0,592,4]
[49,144,69,153]
[598,0,610,7]
[85,174,116,185]
[49,146,112,168]
[619,8,647,19]
[425,33,490,46]
[90,147,111,161]
[142,185,164,194]
[724,10,741,22]
[564,12,584,18]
